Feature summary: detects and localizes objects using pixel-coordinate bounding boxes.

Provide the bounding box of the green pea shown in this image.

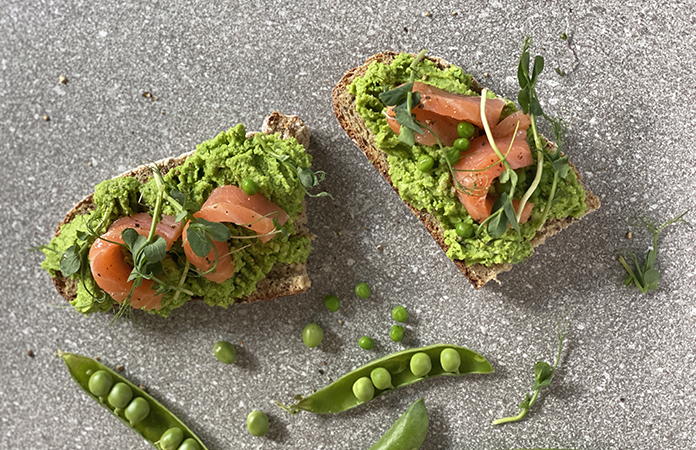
[107,382,133,410]
[370,367,393,390]
[355,282,371,299]
[213,341,237,364]
[457,121,475,139]
[241,178,259,196]
[410,353,432,378]
[124,397,150,425]
[352,377,375,403]
[359,336,375,350]
[88,370,113,397]
[453,137,470,152]
[416,154,435,172]
[157,427,184,450]
[445,148,460,165]
[455,222,474,238]
[440,348,462,373]
[178,438,201,450]
[389,325,404,342]
[391,305,408,323]
[323,294,340,312]
[302,323,323,348]
[247,410,269,437]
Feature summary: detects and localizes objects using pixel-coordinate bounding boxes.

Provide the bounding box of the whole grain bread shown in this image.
[332,52,601,289]
[51,111,312,306]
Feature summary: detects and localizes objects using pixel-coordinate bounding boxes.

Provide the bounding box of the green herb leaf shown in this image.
[530,97,544,116]
[187,227,212,258]
[195,219,231,242]
[643,268,660,290]
[398,126,415,146]
[379,82,414,106]
[520,51,530,79]
[60,245,82,277]
[518,89,530,114]
[298,166,318,188]
[142,237,167,264]
[555,68,566,76]
[503,198,520,233]
[534,361,553,384]
[531,55,544,82]
[394,106,424,135]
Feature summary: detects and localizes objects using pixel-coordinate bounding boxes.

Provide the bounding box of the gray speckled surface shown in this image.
[2,0,696,449]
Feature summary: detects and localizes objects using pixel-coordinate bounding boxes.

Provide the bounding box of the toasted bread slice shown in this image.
[333,52,601,289]
[51,112,311,305]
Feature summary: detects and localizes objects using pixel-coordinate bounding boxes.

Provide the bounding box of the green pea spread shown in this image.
[349,53,587,266]
[42,125,312,317]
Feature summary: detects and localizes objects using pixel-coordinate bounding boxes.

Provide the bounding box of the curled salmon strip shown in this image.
[89,213,183,310]
[183,185,289,284]
[492,110,531,138]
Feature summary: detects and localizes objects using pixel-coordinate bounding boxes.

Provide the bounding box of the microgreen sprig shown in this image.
[493,318,570,425]
[619,210,690,293]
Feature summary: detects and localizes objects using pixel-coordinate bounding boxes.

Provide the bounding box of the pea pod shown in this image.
[57,351,208,450]
[277,344,493,414]
[368,398,429,450]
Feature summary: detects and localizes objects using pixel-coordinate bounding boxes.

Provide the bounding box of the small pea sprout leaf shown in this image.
[196,219,231,242]
[142,237,167,264]
[379,82,415,106]
[532,361,553,390]
[555,68,566,77]
[60,244,82,277]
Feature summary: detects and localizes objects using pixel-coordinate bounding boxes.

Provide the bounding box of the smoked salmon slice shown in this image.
[89,213,183,310]
[182,185,289,284]
[385,105,460,146]
[453,130,534,222]
[492,111,531,138]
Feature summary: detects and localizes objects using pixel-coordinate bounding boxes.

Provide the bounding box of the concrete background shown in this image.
[2,0,696,449]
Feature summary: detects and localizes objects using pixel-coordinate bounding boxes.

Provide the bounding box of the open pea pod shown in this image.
[277,344,493,414]
[58,351,208,450]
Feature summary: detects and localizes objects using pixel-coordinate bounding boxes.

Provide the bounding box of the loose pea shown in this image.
[178,438,201,450]
[88,370,113,397]
[359,336,375,350]
[370,367,393,390]
[158,427,184,450]
[302,323,323,348]
[246,410,269,437]
[213,341,237,364]
[453,137,470,152]
[352,377,375,403]
[389,325,404,342]
[241,178,259,196]
[455,222,474,238]
[416,154,435,172]
[457,121,475,139]
[440,348,462,373]
[355,282,371,299]
[410,353,432,377]
[391,305,408,323]
[445,148,460,165]
[107,382,133,410]
[323,294,340,312]
[124,397,150,425]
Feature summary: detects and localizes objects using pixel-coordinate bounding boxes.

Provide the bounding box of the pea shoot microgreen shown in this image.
[493,318,570,425]
[619,210,690,293]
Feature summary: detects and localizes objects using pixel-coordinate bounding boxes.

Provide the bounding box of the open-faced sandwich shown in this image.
[40,112,322,317]
[333,48,600,288]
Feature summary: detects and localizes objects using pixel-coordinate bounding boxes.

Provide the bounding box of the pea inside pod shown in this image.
[276,344,493,414]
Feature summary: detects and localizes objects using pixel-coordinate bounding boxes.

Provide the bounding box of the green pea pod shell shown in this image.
[277,344,493,414]
[368,398,429,450]
[58,351,208,450]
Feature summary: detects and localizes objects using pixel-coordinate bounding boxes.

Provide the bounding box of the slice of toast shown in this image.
[50,111,311,305]
[332,52,601,289]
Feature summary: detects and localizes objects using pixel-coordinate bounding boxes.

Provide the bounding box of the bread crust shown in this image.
[332,52,601,289]
[51,111,312,306]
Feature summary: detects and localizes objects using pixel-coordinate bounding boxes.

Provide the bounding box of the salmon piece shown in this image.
[453,130,533,222]
[386,105,461,146]
[493,111,531,138]
[89,213,183,310]
[182,185,289,284]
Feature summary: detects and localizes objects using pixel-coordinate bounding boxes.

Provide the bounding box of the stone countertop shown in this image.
[1,1,695,449]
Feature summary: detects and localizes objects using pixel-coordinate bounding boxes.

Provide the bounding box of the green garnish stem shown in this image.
[147,165,166,244]
[406,50,428,113]
[480,90,513,188]
[538,171,560,226]
[516,150,544,223]
[491,389,539,425]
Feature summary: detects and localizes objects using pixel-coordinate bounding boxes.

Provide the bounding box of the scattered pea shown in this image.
[416,154,435,172]
[359,336,375,350]
[302,323,324,348]
[355,282,371,299]
[453,137,470,152]
[440,348,462,373]
[241,179,259,196]
[370,367,394,390]
[107,382,133,410]
[391,305,408,323]
[246,410,269,437]
[455,222,474,238]
[178,438,201,450]
[124,397,150,425]
[88,370,113,397]
[457,121,475,139]
[410,353,432,377]
[352,377,375,403]
[213,341,237,364]
[390,325,404,342]
[323,294,340,312]
[158,427,184,450]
